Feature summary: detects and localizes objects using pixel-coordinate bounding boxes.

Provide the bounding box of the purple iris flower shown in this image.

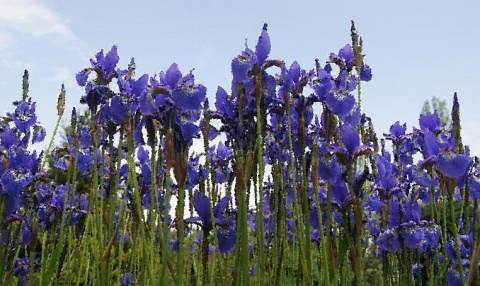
[122,273,135,286]
[330,44,355,68]
[11,101,37,133]
[360,64,372,81]
[14,257,31,277]
[161,63,182,90]
[1,169,32,198]
[231,24,272,83]
[231,46,257,83]
[81,85,110,113]
[447,269,463,286]
[436,151,472,179]
[400,222,424,249]
[469,176,480,199]
[185,193,236,253]
[171,83,206,112]
[384,121,407,144]
[32,125,46,143]
[76,45,119,86]
[117,73,149,114]
[330,123,371,165]
[418,129,472,179]
[324,72,356,116]
[312,67,334,102]
[377,228,402,253]
[418,111,443,133]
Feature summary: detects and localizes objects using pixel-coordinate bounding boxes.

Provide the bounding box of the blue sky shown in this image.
[1,0,479,155]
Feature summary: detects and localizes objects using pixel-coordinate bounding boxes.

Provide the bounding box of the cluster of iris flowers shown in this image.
[0,22,479,285]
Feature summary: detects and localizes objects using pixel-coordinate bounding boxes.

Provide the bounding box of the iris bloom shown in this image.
[185,193,236,253]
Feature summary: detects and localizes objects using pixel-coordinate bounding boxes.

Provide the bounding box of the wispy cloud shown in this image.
[0,0,74,39]
[0,0,85,68]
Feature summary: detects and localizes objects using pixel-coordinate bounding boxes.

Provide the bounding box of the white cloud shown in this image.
[0,0,74,39]
[0,0,85,69]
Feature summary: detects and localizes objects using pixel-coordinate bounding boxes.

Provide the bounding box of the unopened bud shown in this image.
[57,84,66,117]
[22,70,29,100]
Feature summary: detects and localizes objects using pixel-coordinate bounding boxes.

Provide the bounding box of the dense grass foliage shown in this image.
[0,22,479,285]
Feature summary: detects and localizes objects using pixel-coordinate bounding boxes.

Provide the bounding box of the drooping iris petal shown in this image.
[422,225,441,249]
[82,86,110,112]
[447,269,462,286]
[76,69,90,86]
[172,84,206,111]
[180,122,200,142]
[318,157,340,182]
[347,74,358,92]
[217,227,236,253]
[401,223,423,249]
[469,177,480,199]
[215,86,236,120]
[365,196,385,213]
[0,127,19,148]
[436,152,472,179]
[325,93,355,116]
[414,169,439,187]
[312,69,333,101]
[1,170,32,197]
[341,107,361,127]
[32,126,46,143]
[377,229,401,253]
[255,24,270,66]
[360,64,372,81]
[216,142,233,162]
[342,123,360,155]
